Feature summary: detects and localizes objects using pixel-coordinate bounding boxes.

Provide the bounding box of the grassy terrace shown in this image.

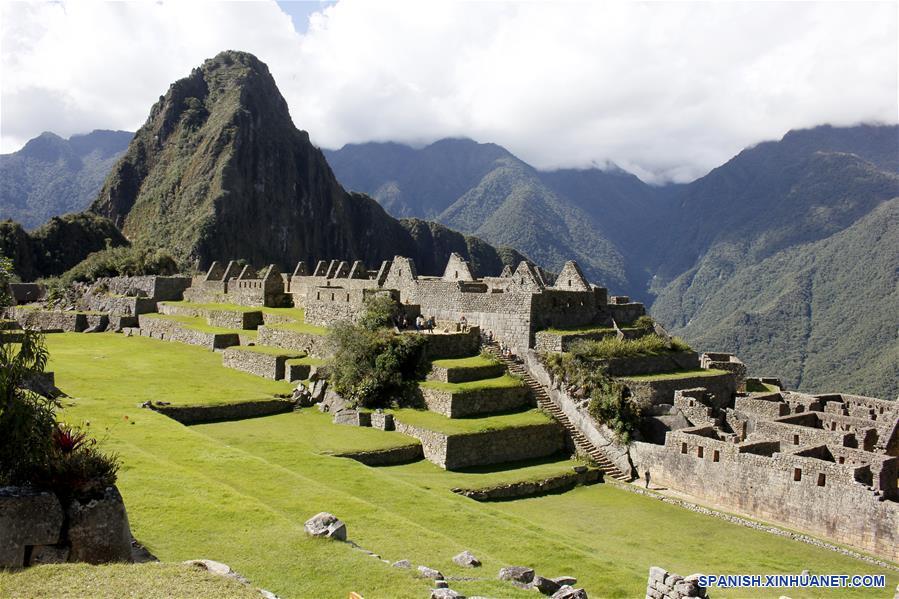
[431,355,499,369]
[392,407,552,435]
[160,302,308,322]
[620,368,731,382]
[540,324,634,335]
[227,345,304,358]
[419,373,523,394]
[264,319,328,336]
[142,313,252,336]
[747,379,782,393]
[8,332,893,598]
[286,355,327,366]
[0,562,262,599]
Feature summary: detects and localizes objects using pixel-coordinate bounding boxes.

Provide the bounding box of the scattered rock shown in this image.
[531,575,561,595]
[435,579,449,588]
[552,576,577,587]
[392,559,412,569]
[139,401,153,409]
[499,566,535,584]
[303,512,347,541]
[430,589,463,599]
[452,550,481,568]
[551,586,588,599]
[418,565,444,580]
[184,559,249,584]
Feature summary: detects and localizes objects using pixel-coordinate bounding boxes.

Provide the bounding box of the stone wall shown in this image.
[603,352,700,377]
[222,348,304,379]
[622,372,737,410]
[453,468,601,501]
[421,327,481,360]
[152,399,295,424]
[136,316,240,350]
[206,310,263,330]
[420,384,532,418]
[394,419,565,470]
[12,309,86,332]
[533,329,616,353]
[256,326,332,358]
[428,362,505,383]
[631,434,899,562]
[335,444,424,466]
[645,567,708,599]
[0,485,132,567]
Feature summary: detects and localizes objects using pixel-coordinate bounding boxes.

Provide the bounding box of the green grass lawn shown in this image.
[540,324,633,335]
[228,345,305,358]
[746,379,782,393]
[430,355,499,369]
[285,355,327,366]
[391,407,555,435]
[8,332,893,598]
[419,373,523,394]
[0,562,262,598]
[620,368,731,382]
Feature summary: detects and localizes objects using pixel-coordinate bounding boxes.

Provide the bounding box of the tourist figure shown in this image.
[427,316,435,334]
[415,315,424,331]
[460,314,468,331]
[644,470,651,489]
[487,330,494,344]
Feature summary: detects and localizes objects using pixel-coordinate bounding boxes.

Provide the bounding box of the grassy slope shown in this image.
[431,355,499,369]
[265,320,329,336]
[9,333,893,598]
[0,562,261,599]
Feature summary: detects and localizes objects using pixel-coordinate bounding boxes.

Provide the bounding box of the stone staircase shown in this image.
[485,343,631,482]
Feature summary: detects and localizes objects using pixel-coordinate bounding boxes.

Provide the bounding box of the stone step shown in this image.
[485,341,630,482]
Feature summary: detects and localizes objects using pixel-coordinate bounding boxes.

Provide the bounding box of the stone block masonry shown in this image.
[152,399,295,425]
[256,326,332,358]
[420,385,533,418]
[136,315,240,350]
[335,444,424,466]
[453,468,601,501]
[394,419,565,470]
[622,372,737,410]
[221,347,305,379]
[645,567,707,599]
[428,362,505,383]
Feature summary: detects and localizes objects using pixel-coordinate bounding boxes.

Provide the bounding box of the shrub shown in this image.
[328,322,428,409]
[358,293,399,331]
[36,424,120,501]
[55,245,179,286]
[631,315,655,332]
[569,334,688,361]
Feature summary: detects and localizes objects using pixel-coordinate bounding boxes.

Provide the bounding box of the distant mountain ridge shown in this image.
[0,130,133,229]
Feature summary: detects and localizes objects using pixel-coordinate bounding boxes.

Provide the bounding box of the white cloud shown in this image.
[2,0,896,182]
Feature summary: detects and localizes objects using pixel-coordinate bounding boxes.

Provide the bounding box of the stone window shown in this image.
[838,456,845,464]
[713,450,720,462]
[681,442,687,454]
[831,422,837,430]
[793,434,800,445]
[454,271,458,279]
[331,293,335,301]
[817,473,826,487]
[793,468,802,482]
[316,291,321,300]
[345,293,350,302]
[697,446,704,458]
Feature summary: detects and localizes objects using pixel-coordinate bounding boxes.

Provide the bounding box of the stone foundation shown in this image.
[421,328,481,360]
[428,362,505,383]
[645,567,707,599]
[420,385,532,418]
[601,352,700,377]
[621,372,737,410]
[335,444,424,466]
[137,315,240,350]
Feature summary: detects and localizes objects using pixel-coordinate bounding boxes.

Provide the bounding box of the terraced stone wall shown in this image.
[136,316,239,350]
[428,362,505,383]
[420,385,532,418]
[152,399,295,424]
[256,326,332,357]
[623,372,737,410]
[222,348,302,379]
[394,419,565,470]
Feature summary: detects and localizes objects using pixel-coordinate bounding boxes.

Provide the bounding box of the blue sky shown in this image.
[276,1,336,33]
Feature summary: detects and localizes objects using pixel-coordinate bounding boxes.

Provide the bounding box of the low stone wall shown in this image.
[81,295,157,318]
[428,362,505,383]
[221,348,303,380]
[152,399,295,424]
[207,310,263,330]
[335,444,424,466]
[453,468,601,501]
[256,326,332,358]
[286,361,313,382]
[0,485,132,567]
[394,418,565,470]
[421,327,481,360]
[137,316,240,350]
[534,329,616,353]
[601,352,700,377]
[645,567,707,599]
[621,372,737,410]
[420,385,532,418]
[12,309,86,332]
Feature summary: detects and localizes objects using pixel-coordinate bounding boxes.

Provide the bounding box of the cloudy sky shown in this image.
[1,1,896,182]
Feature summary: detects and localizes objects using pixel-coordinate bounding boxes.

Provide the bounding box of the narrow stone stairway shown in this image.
[484,343,631,482]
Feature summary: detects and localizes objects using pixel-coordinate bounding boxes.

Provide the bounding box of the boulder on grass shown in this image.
[303,512,347,541]
[67,486,133,564]
[452,550,481,568]
[531,575,561,595]
[499,566,535,584]
[418,565,444,580]
[551,586,588,599]
[392,559,412,568]
[430,589,463,599]
[552,576,577,587]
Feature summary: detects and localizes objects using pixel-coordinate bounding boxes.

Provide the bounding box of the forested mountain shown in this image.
[0,130,132,229]
[326,125,899,398]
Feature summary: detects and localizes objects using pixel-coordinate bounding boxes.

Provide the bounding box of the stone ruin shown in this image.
[184,253,646,354]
